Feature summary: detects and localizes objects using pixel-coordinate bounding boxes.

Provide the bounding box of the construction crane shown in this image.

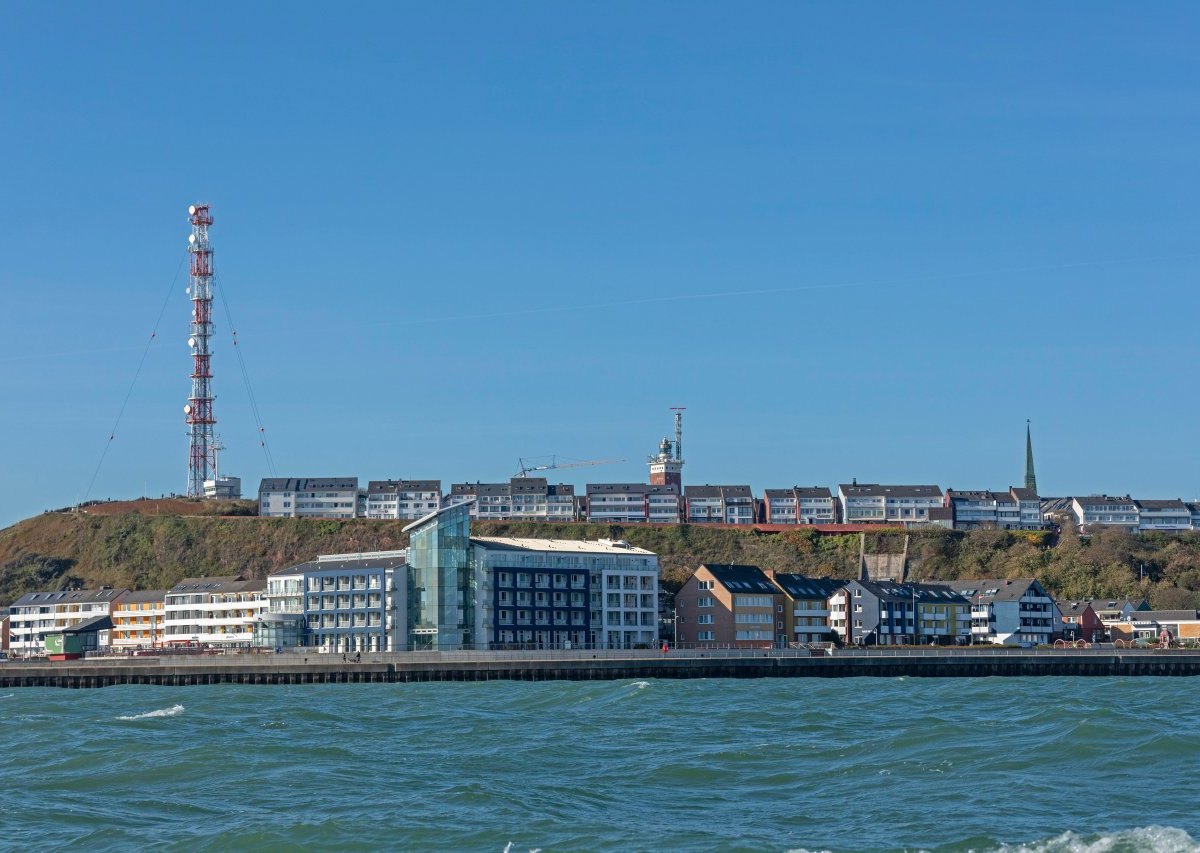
[513,456,625,478]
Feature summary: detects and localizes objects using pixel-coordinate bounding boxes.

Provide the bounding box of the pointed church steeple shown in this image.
[1024,420,1038,493]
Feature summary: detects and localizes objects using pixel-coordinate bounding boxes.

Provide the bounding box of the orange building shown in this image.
[110,590,167,651]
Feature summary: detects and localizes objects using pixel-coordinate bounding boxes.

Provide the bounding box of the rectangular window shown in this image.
[697,596,713,608]
[697,614,714,625]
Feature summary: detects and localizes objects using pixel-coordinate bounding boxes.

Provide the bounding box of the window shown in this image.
[697,580,714,591]
[697,614,714,625]
[697,596,713,608]
[698,631,715,641]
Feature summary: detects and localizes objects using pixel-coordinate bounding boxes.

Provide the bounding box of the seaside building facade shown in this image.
[7,588,128,656]
[473,537,658,649]
[1070,496,1138,530]
[261,551,408,652]
[837,484,943,525]
[585,483,682,524]
[684,485,756,525]
[163,577,266,648]
[1133,499,1193,532]
[258,478,359,519]
[675,564,784,648]
[934,578,1059,646]
[768,573,844,644]
[109,590,168,651]
[446,479,577,522]
[763,488,836,525]
[362,481,442,520]
[1056,600,1102,642]
[829,581,969,646]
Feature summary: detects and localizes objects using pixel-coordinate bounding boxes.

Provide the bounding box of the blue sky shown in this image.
[2,3,1199,526]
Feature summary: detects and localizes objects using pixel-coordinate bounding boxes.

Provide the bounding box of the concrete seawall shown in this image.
[4,649,1200,688]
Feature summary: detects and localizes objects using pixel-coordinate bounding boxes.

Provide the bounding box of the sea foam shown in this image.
[117,704,184,721]
[987,826,1200,853]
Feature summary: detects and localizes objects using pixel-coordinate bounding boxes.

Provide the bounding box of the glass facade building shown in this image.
[405,503,474,650]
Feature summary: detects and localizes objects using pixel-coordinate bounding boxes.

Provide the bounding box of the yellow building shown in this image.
[916,596,971,644]
[110,590,167,651]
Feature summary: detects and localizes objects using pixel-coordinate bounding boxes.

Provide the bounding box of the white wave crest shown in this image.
[117,704,184,721]
[631,681,650,690]
[787,827,1199,853]
[988,827,1200,853]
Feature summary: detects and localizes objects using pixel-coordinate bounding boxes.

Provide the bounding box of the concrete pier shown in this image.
[3,648,1200,688]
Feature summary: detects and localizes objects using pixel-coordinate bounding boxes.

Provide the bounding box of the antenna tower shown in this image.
[672,407,685,462]
[185,203,217,497]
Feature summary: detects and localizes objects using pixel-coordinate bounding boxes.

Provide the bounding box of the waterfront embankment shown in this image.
[4,647,1200,688]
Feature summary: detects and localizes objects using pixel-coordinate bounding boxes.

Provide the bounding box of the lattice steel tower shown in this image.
[185,203,216,497]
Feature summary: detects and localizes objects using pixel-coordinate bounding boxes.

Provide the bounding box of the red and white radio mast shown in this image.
[185,203,216,497]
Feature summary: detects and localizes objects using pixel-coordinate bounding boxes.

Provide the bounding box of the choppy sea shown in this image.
[1,677,1197,852]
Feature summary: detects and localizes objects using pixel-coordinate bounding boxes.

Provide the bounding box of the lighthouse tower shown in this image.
[648,408,685,487]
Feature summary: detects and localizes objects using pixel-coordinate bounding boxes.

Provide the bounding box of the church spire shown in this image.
[1024,420,1038,493]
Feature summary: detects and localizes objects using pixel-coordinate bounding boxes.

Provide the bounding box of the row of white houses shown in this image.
[257,477,1200,533]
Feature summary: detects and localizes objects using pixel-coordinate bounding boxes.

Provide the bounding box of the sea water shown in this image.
[1,677,1197,852]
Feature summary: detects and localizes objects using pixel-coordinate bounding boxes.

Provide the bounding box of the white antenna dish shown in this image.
[187,337,196,348]
[183,404,193,415]
[185,287,190,295]
[188,205,197,215]
[188,234,197,244]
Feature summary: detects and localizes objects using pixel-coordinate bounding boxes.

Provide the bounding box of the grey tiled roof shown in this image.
[933,578,1042,603]
[839,484,943,499]
[259,478,357,492]
[764,487,833,499]
[685,485,753,499]
[700,564,779,594]
[772,575,845,599]
[366,480,441,494]
[11,587,129,607]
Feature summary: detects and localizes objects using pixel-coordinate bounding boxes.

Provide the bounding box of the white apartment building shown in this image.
[258,478,359,519]
[1070,496,1138,529]
[110,590,167,651]
[838,483,943,525]
[446,479,576,522]
[585,483,682,524]
[684,485,755,524]
[262,551,408,652]
[163,576,266,648]
[1134,499,1193,532]
[1011,487,1042,528]
[472,536,660,649]
[937,578,1059,646]
[363,480,442,520]
[7,587,128,656]
[763,487,836,525]
[945,487,1041,530]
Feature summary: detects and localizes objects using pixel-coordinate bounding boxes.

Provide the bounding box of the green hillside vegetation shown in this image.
[3,506,1200,610]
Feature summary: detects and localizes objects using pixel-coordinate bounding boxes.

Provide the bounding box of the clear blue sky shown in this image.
[2,3,1199,526]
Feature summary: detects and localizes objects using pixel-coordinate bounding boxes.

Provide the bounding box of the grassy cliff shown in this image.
[4,500,1200,609]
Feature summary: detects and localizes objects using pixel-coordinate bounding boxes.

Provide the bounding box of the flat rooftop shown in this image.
[472,536,655,556]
